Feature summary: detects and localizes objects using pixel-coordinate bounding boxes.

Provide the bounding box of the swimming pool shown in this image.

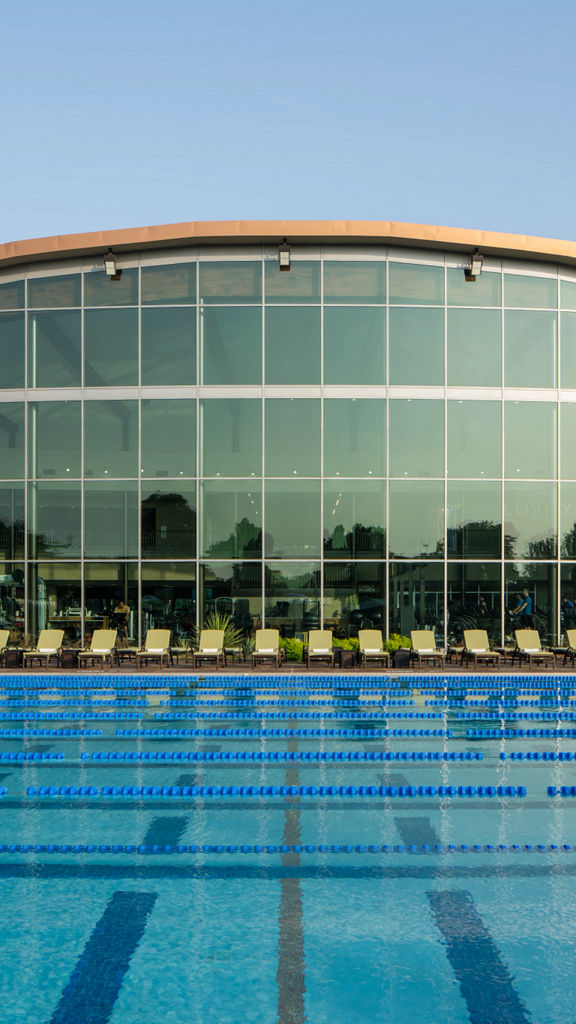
[1,672,576,1023]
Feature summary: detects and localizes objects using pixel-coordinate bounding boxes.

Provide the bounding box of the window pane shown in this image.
[0,313,24,388]
[264,562,320,635]
[389,562,445,641]
[141,308,196,386]
[265,400,320,477]
[448,401,501,478]
[504,274,557,308]
[200,307,261,385]
[0,487,25,558]
[265,261,320,303]
[0,563,24,634]
[0,280,24,310]
[561,482,576,557]
[29,483,81,558]
[324,481,386,558]
[504,311,557,387]
[447,563,502,645]
[265,307,320,384]
[201,399,261,477]
[84,308,138,386]
[84,269,138,306]
[447,309,501,386]
[0,403,24,478]
[28,275,81,308]
[560,313,576,388]
[201,482,262,557]
[141,399,195,477]
[28,311,81,387]
[561,564,576,634]
[446,268,501,306]
[84,562,138,642]
[84,401,138,478]
[324,399,385,476]
[505,562,557,644]
[199,262,261,304]
[561,404,576,479]
[504,482,557,559]
[323,307,385,385]
[447,482,502,559]
[389,308,444,385]
[389,400,444,478]
[389,263,444,304]
[389,481,444,559]
[84,482,139,558]
[324,562,386,635]
[141,263,196,304]
[265,481,321,557]
[142,486,196,558]
[505,402,557,479]
[323,262,386,303]
[561,280,576,310]
[29,402,81,478]
[29,562,82,644]
[141,562,196,641]
[199,562,260,633]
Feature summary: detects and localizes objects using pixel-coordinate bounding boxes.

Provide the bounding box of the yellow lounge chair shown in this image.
[514,629,555,668]
[410,630,445,668]
[358,630,390,668]
[0,630,10,667]
[307,630,334,668]
[562,629,576,666]
[22,629,64,668]
[462,630,501,668]
[192,630,225,668]
[78,629,118,668]
[252,629,281,668]
[135,629,173,668]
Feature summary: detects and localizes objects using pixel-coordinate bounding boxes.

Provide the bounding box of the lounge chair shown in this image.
[514,629,555,668]
[135,629,173,668]
[306,630,334,668]
[0,630,9,666]
[78,629,118,668]
[410,630,445,668]
[562,629,576,666]
[462,630,501,668]
[22,629,64,668]
[252,629,281,668]
[192,629,225,668]
[358,629,390,668]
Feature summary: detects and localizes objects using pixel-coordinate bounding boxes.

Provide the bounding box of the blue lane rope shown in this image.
[468,728,576,738]
[80,749,482,763]
[116,727,453,739]
[0,841,565,855]
[25,783,526,799]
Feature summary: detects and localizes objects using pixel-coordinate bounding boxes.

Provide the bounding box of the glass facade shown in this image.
[0,247,575,647]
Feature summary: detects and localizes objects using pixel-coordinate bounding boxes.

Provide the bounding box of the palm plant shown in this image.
[193,611,245,650]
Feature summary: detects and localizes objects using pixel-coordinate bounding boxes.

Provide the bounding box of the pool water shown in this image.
[1,672,576,1023]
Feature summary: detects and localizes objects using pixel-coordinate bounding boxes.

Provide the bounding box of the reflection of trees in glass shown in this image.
[324,521,385,555]
[142,492,196,555]
[0,517,25,555]
[446,521,511,557]
[205,516,261,558]
[561,522,576,557]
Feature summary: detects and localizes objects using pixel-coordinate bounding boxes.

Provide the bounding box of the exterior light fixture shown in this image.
[278,239,291,271]
[464,249,484,282]
[103,249,122,281]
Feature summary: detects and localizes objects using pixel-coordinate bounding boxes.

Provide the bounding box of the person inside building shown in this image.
[510,588,533,628]
[112,598,131,639]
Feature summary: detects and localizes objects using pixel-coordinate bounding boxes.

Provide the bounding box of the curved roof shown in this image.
[1,219,576,268]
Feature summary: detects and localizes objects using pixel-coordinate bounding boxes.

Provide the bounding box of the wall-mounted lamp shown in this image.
[103,249,122,281]
[278,238,291,271]
[464,248,484,282]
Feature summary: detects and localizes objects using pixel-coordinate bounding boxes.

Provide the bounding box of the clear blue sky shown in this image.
[2,0,575,244]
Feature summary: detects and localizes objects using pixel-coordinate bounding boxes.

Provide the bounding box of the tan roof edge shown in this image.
[1,219,576,268]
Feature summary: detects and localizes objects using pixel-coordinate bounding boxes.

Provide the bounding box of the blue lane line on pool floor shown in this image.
[143,816,188,847]
[427,889,531,1024]
[49,890,157,1024]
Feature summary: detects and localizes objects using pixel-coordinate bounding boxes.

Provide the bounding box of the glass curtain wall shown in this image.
[0,251,574,645]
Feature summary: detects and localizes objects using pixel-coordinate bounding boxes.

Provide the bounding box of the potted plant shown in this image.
[385,633,411,668]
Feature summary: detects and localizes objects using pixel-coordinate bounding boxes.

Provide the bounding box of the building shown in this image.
[1,219,576,647]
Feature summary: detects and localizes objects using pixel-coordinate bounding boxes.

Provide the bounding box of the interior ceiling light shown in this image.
[464,248,484,282]
[278,239,291,271]
[103,249,122,281]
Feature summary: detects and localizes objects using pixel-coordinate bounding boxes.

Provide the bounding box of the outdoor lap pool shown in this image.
[0,672,576,1023]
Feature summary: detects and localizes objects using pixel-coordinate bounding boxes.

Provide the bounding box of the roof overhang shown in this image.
[1,219,576,269]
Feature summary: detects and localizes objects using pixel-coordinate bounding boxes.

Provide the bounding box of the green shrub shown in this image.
[332,637,359,651]
[279,637,304,661]
[384,633,411,654]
